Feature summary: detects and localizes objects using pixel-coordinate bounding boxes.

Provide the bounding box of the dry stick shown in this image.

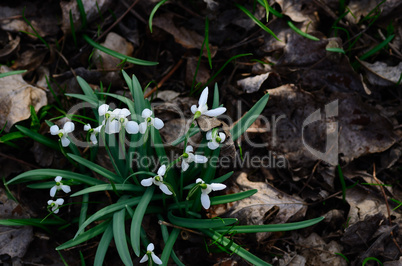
[158,220,203,236]
[143,57,184,99]
[372,163,402,255]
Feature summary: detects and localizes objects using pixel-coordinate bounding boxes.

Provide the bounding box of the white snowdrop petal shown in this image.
[219,132,226,142]
[98,104,109,116]
[53,208,59,214]
[50,186,57,197]
[196,178,203,184]
[141,178,154,187]
[55,176,62,182]
[210,183,226,191]
[125,121,139,134]
[191,105,197,114]
[84,124,91,131]
[182,160,189,171]
[50,125,59,135]
[200,193,211,209]
[61,137,70,147]
[61,185,71,194]
[147,243,154,251]
[139,122,147,134]
[203,107,226,117]
[63,122,75,133]
[157,165,166,176]
[208,141,219,150]
[142,108,152,118]
[185,145,194,153]
[47,200,53,205]
[206,131,212,140]
[120,108,131,117]
[153,118,164,130]
[159,184,172,195]
[106,120,120,134]
[194,155,208,163]
[151,253,163,265]
[198,87,209,106]
[55,198,64,205]
[139,254,148,263]
[90,134,98,144]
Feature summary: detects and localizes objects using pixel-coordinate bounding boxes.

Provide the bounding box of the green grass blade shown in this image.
[235,3,280,41]
[199,228,272,266]
[7,169,104,186]
[131,186,155,256]
[256,0,283,18]
[67,153,124,183]
[16,125,60,151]
[149,0,169,33]
[214,216,324,233]
[204,17,212,69]
[84,35,158,66]
[113,208,133,266]
[158,216,185,266]
[79,192,89,228]
[71,184,145,197]
[211,189,258,205]
[57,220,111,250]
[64,93,98,106]
[168,212,237,229]
[287,20,319,41]
[359,34,395,61]
[76,76,99,103]
[212,83,219,109]
[0,218,65,232]
[76,0,87,29]
[160,228,180,266]
[230,93,269,141]
[326,47,346,54]
[0,70,27,78]
[22,7,49,49]
[94,222,113,266]
[211,171,234,184]
[0,131,25,143]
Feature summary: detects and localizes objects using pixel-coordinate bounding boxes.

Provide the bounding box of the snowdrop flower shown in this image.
[47,198,64,214]
[140,165,172,195]
[196,178,226,209]
[139,108,164,134]
[191,87,226,119]
[50,121,75,147]
[84,124,102,144]
[50,176,71,197]
[139,243,162,265]
[206,129,226,150]
[181,145,208,171]
[108,108,139,134]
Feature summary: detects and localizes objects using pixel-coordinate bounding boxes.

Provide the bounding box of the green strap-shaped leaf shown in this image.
[94,222,113,266]
[7,169,104,186]
[76,76,99,102]
[67,153,124,183]
[160,228,180,266]
[113,208,133,266]
[0,70,27,79]
[70,184,145,197]
[57,220,111,250]
[131,186,155,256]
[214,216,324,233]
[230,93,269,141]
[199,228,272,266]
[168,212,237,229]
[65,93,98,106]
[16,125,60,151]
[84,35,158,66]
[211,189,258,205]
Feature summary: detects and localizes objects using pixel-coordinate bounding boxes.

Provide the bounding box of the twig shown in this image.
[158,220,203,236]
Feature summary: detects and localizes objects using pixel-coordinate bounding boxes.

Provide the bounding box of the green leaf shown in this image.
[171,127,200,146]
[211,189,258,205]
[76,76,99,102]
[70,184,145,197]
[7,169,104,186]
[149,0,169,33]
[287,20,320,41]
[84,35,158,66]
[0,131,25,143]
[57,220,111,250]
[94,222,113,266]
[359,34,395,61]
[199,228,272,266]
[16,125,60,151]
[0,70,27,79]
[214,216,324,233]
[326,47,346,54]
[230,93,269,141]
[131,186,155,256]
[65,93,98,106]
[236,3,280,41]
[168,212,237,229]
[160,228,180,266]
[113,209,133,266]
[0,218,65,232]
[96,92,135,116]
[67,153,124,183]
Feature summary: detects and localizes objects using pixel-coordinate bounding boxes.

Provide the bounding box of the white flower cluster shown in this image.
[47,176,71,214]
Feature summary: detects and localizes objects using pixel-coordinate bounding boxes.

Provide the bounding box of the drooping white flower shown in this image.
[84,124,102,144]
[139,243,162,265]
[47,198,64,214]
[206,129,226,150]
[191,87,226,118]
[181,145,208,171]
[140,165,172,195]
[50,176,71,197]
[139,108,164,134]
[98,105,139,135]
[50,121,75,147]
[196,178,226,209]
[98,104,110,117]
